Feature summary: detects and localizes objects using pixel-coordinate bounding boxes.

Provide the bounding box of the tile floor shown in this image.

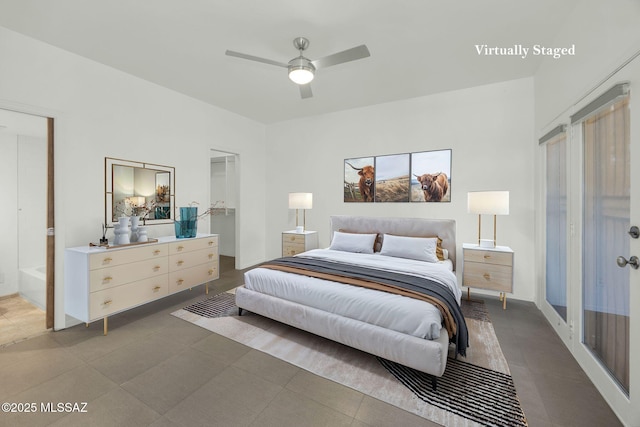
[0,257,622,426]
[0,294,47,347]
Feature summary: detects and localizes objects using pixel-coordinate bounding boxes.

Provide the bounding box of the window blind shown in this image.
[570,82,629,124]
[538,124,567,145]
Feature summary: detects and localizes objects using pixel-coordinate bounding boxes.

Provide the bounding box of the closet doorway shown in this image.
[210,150,238,274]
[0,108,53,345]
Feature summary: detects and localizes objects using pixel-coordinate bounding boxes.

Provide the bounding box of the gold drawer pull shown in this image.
[103,299,113,306]
[483,273,491,280]
[177,279,184,285]
[177,245,184,252]
[103,276,113,283]
[208,253,214,259]
[484,255,491,259]
[153,286,161,292]
[177,260,184,266]
[208,269,215,275]
[153,250,161,255]
[290,236,295,241]
[208,240,214,246]
[153,265,161,272]
[103,257,113,264]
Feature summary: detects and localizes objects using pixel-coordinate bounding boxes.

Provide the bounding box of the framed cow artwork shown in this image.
[344,156,375,202]
[410,149,452,202]
[374,153,410,202]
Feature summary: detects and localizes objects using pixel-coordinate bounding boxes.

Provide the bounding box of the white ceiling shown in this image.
[0,0,579,124]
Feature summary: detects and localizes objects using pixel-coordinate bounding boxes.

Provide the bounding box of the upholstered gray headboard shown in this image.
[330,215,457,269]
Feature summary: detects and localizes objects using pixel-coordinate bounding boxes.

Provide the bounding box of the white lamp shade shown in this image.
[288,68,314,85]
[288,192,313,209]
[467,191,509,215]
[128,196,146,206]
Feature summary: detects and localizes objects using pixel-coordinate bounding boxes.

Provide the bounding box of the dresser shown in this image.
[65,234,219,334]
[282,230,319,256]
[462,243,514,309]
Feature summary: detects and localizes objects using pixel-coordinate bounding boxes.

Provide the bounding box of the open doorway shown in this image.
[0,109,52,346]
[210,150,238,275]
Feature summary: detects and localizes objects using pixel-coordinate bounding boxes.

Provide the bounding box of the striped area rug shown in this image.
[173,293,527,427]
[183,292,238,318]
[378,357,526,427]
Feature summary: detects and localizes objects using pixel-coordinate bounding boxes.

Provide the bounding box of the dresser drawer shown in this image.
[169,236,218,254]
[89,244,167,270]
[89,275,169,320]
[89,258,168,292]
[464,249,513,266]
[168,263,218,293]
[169,247,219,272]
[283,233,306,245]
[463,262,513,293]
[283,242,305,256]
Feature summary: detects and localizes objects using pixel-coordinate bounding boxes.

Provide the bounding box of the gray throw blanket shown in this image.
[262,256,468,357]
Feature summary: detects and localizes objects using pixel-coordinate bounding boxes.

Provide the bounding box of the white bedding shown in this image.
[244,249,460,340]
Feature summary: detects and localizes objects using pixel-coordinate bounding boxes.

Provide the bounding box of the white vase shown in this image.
[130,216,140,242]
[136,226,148,242]
[114,217,130,245]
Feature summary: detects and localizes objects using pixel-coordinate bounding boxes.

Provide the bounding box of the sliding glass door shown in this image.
[545,133,568,321]
[582,96,631,392]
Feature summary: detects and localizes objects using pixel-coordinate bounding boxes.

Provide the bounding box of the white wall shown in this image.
[18,135,47,270]
[0,133,18,296]
[0,26,267,329]
[265,77,536,301]
[535,0,640,128]
[0,132,46,297]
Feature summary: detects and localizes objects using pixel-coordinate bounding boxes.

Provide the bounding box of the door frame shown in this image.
[46,117,54,329]
[0,102,55,330]
[537,126,573,344]
[210,148,240,269]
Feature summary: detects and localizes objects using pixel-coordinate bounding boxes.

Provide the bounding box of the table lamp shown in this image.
[467,191,509,247]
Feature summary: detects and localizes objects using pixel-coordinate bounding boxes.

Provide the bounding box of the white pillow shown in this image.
[329,231,377,254]
[379,234,439,263]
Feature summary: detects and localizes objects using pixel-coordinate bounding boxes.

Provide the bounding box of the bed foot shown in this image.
[431,376,438,391]
[238,307,243,316]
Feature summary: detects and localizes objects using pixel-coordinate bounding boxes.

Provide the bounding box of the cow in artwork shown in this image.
[414,172,449,202]
[346,162,375,202]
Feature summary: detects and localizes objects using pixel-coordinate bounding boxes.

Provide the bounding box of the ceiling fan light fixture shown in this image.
[288,57,315,85]
[288,67,314,84]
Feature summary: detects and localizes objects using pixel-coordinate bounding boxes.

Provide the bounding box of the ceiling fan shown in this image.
[225,37,370,99]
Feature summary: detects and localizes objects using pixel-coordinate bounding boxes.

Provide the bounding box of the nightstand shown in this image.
[282,230,319,256]
[462,243,514,309]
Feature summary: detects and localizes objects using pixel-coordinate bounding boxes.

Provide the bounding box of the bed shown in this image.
[235,215,467,384]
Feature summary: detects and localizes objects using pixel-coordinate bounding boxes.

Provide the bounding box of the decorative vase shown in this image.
[130,216,140,242]
[175,207,198,238]
[136,226,148,242]
[113,216,130,245]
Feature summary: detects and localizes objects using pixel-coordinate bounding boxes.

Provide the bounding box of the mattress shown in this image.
[244,248,460,340]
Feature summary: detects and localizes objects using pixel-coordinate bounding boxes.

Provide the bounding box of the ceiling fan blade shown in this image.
[311,45,370,69]
[299,84,313,99]
[225,50,288,68]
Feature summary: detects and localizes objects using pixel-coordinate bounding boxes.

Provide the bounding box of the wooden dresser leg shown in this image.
[103,317,108,335]
[206,283,209,295]
[502,293,507,310]
[85,323,89,328]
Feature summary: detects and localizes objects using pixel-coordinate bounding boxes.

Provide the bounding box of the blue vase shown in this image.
[175,207,198,238]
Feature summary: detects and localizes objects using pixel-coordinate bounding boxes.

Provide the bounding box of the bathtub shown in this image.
[19,266,46,310]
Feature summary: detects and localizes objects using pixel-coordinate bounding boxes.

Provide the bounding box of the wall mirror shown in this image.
[105,157,175,227]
